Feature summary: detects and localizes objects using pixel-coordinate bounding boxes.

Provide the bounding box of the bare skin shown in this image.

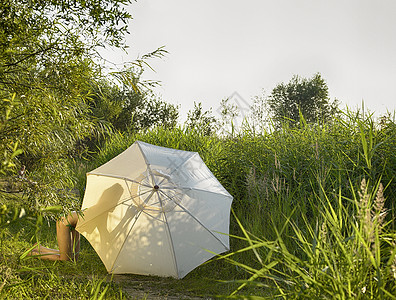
[30,212,80,261]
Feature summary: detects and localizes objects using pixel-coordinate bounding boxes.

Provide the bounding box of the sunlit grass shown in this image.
[1,109,395,298]
[0,215,126,299]
[220,179,396,299]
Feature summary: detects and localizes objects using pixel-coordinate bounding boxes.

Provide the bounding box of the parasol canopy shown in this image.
[75,140,233,278]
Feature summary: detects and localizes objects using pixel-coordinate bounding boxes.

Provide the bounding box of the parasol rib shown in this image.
[87,172,152,189]
[77,178,147,230]
[157,193,180,278]
[163,186,232,198]
[109,177,152,273]
[109,209,143,273]
[159,190,229,250]
[156,152,197,186]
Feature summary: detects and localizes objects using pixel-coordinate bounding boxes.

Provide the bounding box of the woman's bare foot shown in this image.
[28,244,61,260]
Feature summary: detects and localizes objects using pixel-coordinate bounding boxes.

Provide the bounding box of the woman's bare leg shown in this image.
[57,211,79,261]
[29,211,80,261]
[56,215,72,260]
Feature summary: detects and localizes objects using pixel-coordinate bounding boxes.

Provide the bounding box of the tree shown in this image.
[185,102,217,136]
[91,82,179,132]
[133,93,179,131]
[217,97,241,136]
[249,91,267,132]
[265,73,339,127]
[0,0,134,211]
[0,0,133,94]
[89,63,179,134]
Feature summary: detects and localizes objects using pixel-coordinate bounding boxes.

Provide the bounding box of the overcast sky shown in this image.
[104,0,396,121]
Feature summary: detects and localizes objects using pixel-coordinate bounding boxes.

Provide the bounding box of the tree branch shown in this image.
[2,45,56,68]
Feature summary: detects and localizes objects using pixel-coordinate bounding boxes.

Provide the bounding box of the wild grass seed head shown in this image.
[320,221,328,245]
[373,183,387,230]
[358,178,374,243]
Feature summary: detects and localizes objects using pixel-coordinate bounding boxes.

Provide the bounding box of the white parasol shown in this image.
[75,140,233,278]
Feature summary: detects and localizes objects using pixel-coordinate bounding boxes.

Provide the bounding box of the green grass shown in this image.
[1,110,396,298]
[220,179,396,299]
[0,215,124,299]
[0,214,246,299]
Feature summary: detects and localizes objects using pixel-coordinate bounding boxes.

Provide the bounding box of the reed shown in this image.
[2,109,394,298]
[220,178,396,299]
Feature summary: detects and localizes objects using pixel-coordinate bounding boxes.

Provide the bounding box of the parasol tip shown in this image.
[153,185,160,190]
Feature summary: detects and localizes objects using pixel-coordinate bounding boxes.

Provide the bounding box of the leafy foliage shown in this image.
[0,0,133,96]
[185,102,217,136]
[0,0,179,213]
[265,73,339,128]
[0,0,135,211]
[88,79,179,133]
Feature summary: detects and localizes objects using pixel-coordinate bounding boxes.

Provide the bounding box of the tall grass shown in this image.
[216,112,396,298]
[79,111,395,237]
[82,110,395,280]
[4,110,393,298]
[221,179,396,299]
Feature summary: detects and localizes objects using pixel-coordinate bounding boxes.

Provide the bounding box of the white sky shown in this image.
[104,0,396,121]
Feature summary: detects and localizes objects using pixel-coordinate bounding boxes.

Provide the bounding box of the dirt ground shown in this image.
[113,275,215,300]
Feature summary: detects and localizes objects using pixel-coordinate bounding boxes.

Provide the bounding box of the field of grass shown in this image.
[1,110,395,298]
